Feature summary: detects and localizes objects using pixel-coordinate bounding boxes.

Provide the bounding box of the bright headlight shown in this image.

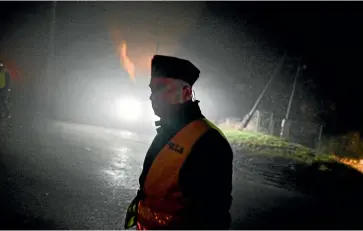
[116,97,143,121]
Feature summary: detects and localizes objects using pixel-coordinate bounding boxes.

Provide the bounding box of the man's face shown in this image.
[149,77,193,118]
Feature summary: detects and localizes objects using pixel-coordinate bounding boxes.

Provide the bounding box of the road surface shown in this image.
[1,119,363,229]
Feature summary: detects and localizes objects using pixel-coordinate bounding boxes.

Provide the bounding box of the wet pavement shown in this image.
[1,119,363,229]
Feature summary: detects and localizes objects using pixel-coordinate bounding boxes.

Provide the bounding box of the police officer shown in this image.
[0,61,11,119]
[125,55,233,230]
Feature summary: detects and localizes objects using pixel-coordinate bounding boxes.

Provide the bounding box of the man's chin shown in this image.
[151,107,162,119]
[152,104,181,119]
[153,112,162,119]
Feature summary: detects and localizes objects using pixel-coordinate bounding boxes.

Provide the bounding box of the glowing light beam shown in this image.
[120,40,136,82]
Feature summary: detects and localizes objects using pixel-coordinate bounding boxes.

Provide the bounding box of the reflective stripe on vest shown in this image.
[0,70,6,89]
[137,119,212,229]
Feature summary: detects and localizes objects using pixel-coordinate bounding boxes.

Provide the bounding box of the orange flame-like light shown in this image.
[120,40,136,82]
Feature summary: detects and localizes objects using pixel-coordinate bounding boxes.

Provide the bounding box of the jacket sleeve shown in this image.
[179,129,233,230]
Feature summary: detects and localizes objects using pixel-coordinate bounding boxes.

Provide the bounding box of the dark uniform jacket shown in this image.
[139,101,233,229]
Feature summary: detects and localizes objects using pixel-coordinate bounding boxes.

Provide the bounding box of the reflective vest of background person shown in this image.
[0,61,11,93]
[124,55,233,230]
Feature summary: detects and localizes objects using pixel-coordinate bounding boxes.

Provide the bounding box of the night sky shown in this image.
[206,2,363,134]
[208,2,363,134]
[1,1,363,135]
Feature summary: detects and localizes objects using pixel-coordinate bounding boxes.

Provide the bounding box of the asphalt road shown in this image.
[1,119,363,229]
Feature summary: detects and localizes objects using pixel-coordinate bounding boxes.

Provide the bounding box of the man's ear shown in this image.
[182,86,193,101]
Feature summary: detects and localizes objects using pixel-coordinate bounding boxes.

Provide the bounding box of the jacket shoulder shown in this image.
[191,127,233,158]
[200,119,231,142]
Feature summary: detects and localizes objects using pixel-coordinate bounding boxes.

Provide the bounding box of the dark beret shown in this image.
[151,55,200,86]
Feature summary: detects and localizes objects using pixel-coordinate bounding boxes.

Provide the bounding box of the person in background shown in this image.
[0,61,11,119]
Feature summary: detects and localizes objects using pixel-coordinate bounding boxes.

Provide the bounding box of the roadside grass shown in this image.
[222,129,363,194]
[222,129,335,164]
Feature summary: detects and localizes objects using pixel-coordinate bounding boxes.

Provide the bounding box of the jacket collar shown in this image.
[155,100,204,134]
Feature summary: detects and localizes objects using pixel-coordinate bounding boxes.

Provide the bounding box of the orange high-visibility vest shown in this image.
[137,119,215,230]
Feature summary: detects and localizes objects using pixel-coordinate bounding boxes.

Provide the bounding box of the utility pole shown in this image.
[242,51,287,129]
[46,1,57,81]
[285,60,301,121]
[46,1,57,116]
[316,125,323,153]
[280,58,307,138]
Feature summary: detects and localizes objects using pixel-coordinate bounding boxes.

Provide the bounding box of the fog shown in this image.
[0,2,316,131]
